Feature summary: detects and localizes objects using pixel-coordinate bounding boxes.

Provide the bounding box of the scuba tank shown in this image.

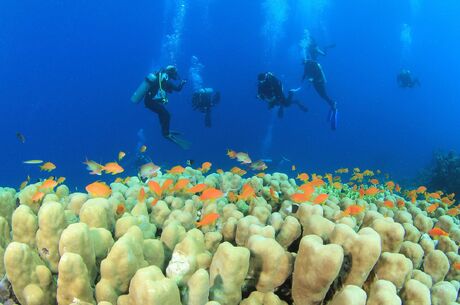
[130,73,157,104]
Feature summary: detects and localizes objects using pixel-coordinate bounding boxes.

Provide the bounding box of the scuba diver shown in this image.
[257,72,308,118]
[192,88,220,128]
[131,65,190,149]
[302,60,338,130]
[397,69,420,88]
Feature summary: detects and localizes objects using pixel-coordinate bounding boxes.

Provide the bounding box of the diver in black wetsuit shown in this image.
[397,69,420,88]
[192,88,220,127]
[131,65,190,149]
[257,72,308,118]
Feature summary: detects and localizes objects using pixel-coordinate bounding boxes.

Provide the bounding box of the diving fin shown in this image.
[328,108,338,130]
[167,134,191,150]
[169,130,182,136]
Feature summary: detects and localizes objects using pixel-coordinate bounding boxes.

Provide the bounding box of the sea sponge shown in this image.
[0,187,16,226]
[366,280,401,305]
[57,252,95,305]
[292,235,344,305]
[204,231,222,254]
[300,214,335,240]
[239,291,288,305]
[275,215,301,248]
[419,234,435,255]
[235,216,261,246]
[400,279,431,305]
[402,223,421,243]
[328,285,367,305]
[166,229,211,286]
[330,225,381,287]
[247,235,292,292]
[437,236,459,253]
[150,200,171,228]
[436,215,456,233]
[413,213,434,233]
[127,266,181,305]
[82,198,115,230]
[186,268,210,305]
[373,252,413,289]
[89,228,114,261]
[4,242,56,305]
[370,218,404,252]
[58,223,97,284]
[209,242,250,305]
[95,226,147,304]
[399,241,424,269]
[143,239,165,270]
[12,205,38,248]
[66,193,88,216]
[423,250,450,283]
[115,213,156,239]
[431,281,458,305]
[446,252,460,281]
[160,221,186,258]
[36,201,67,273]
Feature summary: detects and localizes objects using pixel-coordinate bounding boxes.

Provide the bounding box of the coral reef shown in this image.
[0,166,459,305]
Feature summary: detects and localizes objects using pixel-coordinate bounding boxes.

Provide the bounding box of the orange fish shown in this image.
[161,179,174,192]
[299,183,315,196]
[199,162,212,173]
[369,179,379,185]
[56,177,66,184]
[230,167,247,176]
[386,181,395,190]
[238,184,256,201]
[187,183,208,194]
[441,197,454,206]
[296,173,309,182]
[269,187,279,202]
[168,165,185,175]
[19,176,30,190]
[228,191,238,202]
[118,151,126,161]
[426,203,439,213]
[447,208,460,217]
[39,178,58,191]
[310,179,325,188]
[173,179,190,192]
[428,227,449,238]
[395,184,401,192]
[332,182,342,190]
[428,192,441,200]
[32,191,45,203]
[383,200,394,208]
[256,172,266,178]
[216,169,224,174]
[138,188,146,203]
[148,181,162,197]
[416,186,427,193]
[365,187,379,196]
[40,162,56,172]
[200,188,224,201]
[196,213,220,227]
[359,188,365,198]
[291,192,312,203]
[313,194,328,205]
[336,204,365,219]
[396,199,405,208]
[291,165,296,171]
[226,149,237,159]
[103,162,124,175]
[83,159,104,176]
[85,181,112,198]
[114,177,123,183]
[116,204,126,215]
[140,145,147,153]
[453,262,460,271]
[335,168,349,174]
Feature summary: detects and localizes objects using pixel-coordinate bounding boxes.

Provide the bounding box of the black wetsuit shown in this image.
[144,73,184,137]
[192,88,220,127]
[397,71,420,88]
[302,60,335,108]
[258,73,308,118]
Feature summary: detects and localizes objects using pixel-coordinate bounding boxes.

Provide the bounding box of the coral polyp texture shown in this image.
[0,166,459,305]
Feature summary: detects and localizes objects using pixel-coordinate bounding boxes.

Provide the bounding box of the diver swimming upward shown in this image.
[131,65,190,150]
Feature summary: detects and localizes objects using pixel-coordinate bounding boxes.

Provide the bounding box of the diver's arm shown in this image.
[167,79,187,92]
[316,47,327,56]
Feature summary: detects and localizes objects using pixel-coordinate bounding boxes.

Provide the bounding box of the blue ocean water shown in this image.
[1,0,459,189]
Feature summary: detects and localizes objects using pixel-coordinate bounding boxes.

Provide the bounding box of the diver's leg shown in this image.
[292,100,309,112]
[313,82,335,108]
[277,106,284,118]
[205,109,211,128]
[156,104,171,137]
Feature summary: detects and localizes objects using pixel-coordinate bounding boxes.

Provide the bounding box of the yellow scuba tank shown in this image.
[130,73,157,104]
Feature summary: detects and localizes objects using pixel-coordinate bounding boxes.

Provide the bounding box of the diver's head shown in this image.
[258,73,266,82]
[165,65,179,80]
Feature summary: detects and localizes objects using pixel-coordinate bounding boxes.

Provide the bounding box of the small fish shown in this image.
[187,183,208,194]
[38,178,58,191]
[199,188,224,201]
[140,145,147,153]
[336,204,365,219]
[369,179,379,185]
[138,188,146,203]
[426,203,439,213]
[362,170,374,176]
[298,183,315,195]
[226,149,237,159]
[200,162,212,173]
[32,191,45,203]
[335,168,349,174]
[291,192,312,204]
[168,165,185,175]
[313,193,328,205]
[238,184,256,201]
[447,208,460,217]
[151,198,159,206]
[114,177,123,183]
[103,162,124,175]
[365,187,379,196]
[428,227,449,238]
[116,204,126,215]
[332,182,342,190]
[230,167,247,176]
[16,132,26,143]
[85,181,112,198]
[173,179,190,192]
[186,159,195,166]
[296,173,309,183]
[453,262,460,271]
[396,199,405,208]
[236,152,252,164]
[428,192,441,200]
[139,162,161,179]
[291,165,296,171]
[161,179,174,192]
[383,200,394,208]
[56,177,66,184]
[40,162,56,172]
[83,159,104,176]
[196,213,220,227]
[19,175,31,190]
[228,191,238,202]
[416,186,427,193]
[148,181,162,197]
[256,172,266,178]
[216,169,224,174]
[118,151,126,161]
[23,160,43,164]
[395,184,401,192]
[250,160,267,171]
[269,187,279,202]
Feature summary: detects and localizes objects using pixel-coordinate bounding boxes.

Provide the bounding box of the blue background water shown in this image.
[1,0,459,189]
